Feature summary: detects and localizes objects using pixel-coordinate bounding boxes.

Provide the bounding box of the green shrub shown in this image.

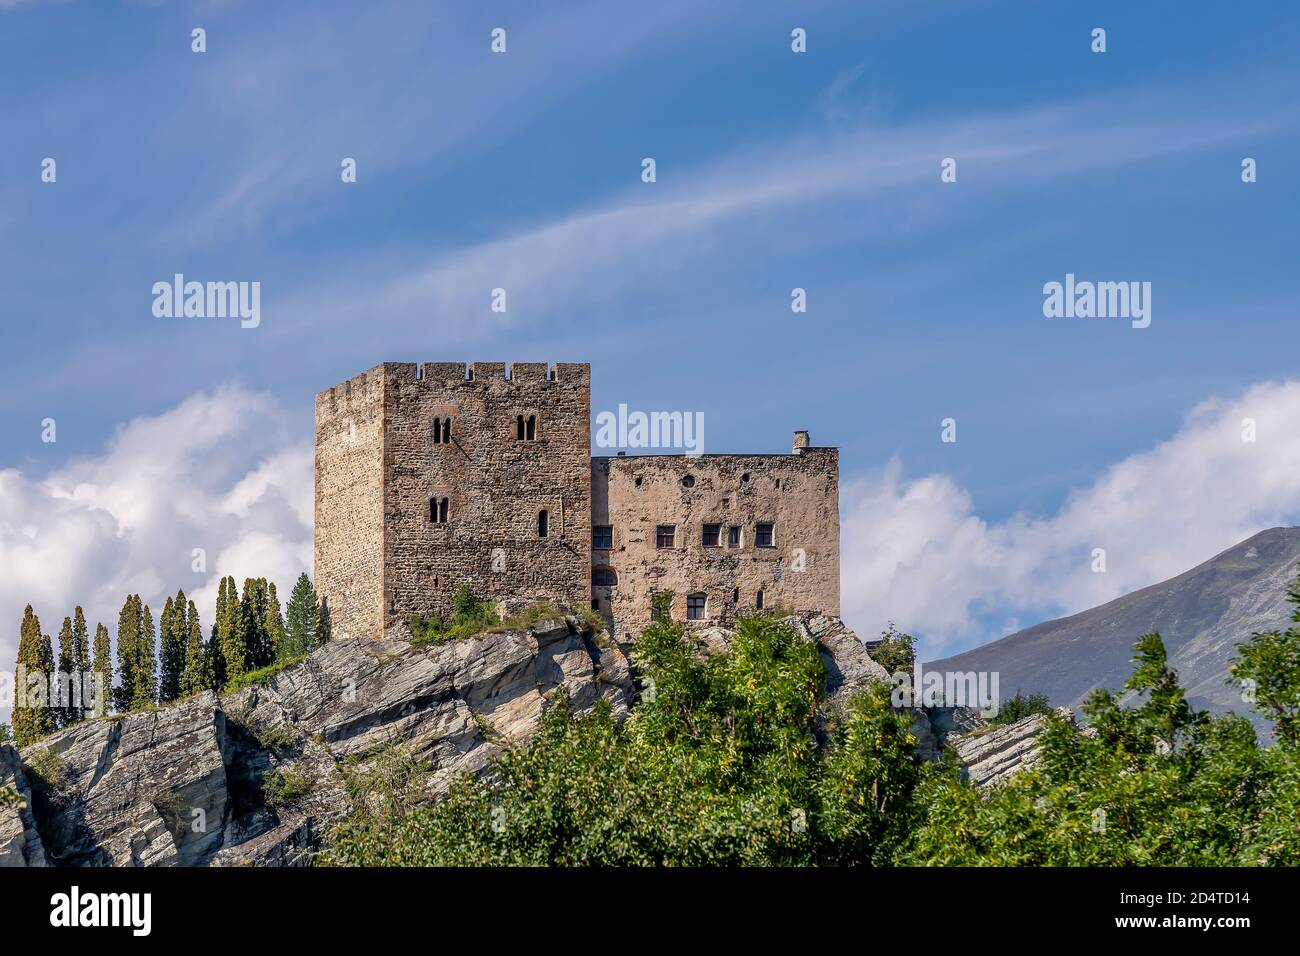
[222,655,306,695]
[990,691,1052,725]
[868,623,916,672]
[409,584,500,647]
[263,766,315,808]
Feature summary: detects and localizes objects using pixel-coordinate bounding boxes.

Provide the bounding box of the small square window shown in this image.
[727,526,741,548]
[656,525,676,549]
[592,525,613,549]
[702,523,720,548]
[755,523,774,548]
[687,593,706,620]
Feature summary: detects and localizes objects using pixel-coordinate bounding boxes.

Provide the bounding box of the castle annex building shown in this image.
[315,362,840,642]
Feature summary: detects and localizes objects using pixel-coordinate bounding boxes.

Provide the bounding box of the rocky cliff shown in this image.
[0,610,1054,867]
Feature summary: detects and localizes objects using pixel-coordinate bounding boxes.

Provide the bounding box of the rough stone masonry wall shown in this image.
[381,362,591,628]
[315,367,386,641]
[592,440,839,641]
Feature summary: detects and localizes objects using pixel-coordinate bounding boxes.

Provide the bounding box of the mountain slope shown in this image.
[927,527,1300,725]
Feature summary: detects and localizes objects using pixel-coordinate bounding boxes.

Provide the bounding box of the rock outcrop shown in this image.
[0,744,46,866]
[6,614,630,868]
[947,707,1076,787]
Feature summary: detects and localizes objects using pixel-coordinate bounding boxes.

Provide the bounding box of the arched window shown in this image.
[526,414,537,440]
[433,417,451,444]
[516,415,525,440]
[538,509,549,537]
[441,417,451,443]
[430,497,449,523]
[592,567,618,587]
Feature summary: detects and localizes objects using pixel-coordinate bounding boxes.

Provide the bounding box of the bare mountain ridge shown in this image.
[927,527,1300,726]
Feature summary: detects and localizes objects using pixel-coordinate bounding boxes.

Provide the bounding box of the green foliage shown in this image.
[263,766,315,808]
[90,623,112,718]
[989,690,1052,726]
[868,622,916,673]
[1231,574,1300,750]
[0,786,23,809]
[221,656,307,697]
[408,585,500,646]
[324,615,927,866]
[0,722,11,743]
[12,605,55,746]
[284,572,321,659]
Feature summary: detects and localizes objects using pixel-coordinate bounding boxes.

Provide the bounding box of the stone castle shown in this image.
[314,362,840,643]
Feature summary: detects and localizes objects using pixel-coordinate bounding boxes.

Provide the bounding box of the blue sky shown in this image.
[2,0,1300,685]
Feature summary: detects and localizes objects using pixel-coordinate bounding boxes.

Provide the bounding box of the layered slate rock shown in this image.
[20,692,229,867]
[0,744,46,867]
[4,614,631,868]
[947,708,1076,787]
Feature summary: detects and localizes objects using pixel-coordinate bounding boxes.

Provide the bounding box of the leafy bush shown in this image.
[0,723,11,743]
[263,766,315,808]
[868,623,916,673]
[408,584,500,646]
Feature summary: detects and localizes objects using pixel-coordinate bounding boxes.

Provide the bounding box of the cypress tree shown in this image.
[209,578,229,689]
[12,606,56,746]
[285,572,320,658]
[115,594,139,712]
[218,575,247,684]
[91,622,112,718]
[181,600,206,694]
[56,616,74,727]
[133,601,157,709]
[159,593,187,703]
[71,607,90,721]
[265,581,286,662]
[240,578,272,669]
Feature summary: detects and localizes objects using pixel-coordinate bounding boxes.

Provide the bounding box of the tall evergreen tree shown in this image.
[55,617,75,727]
[115,594,140,712]
[240,578,272,669]
[159,593,187,703]
[71,607,90,721]
[285,572,320,658]
[209,578,229,689]
[217,575,247,685]
[133,601,158,710]
[265,581,286,663]
[91,622,112,718]
[12,606,56,746]
[181,600,207,694]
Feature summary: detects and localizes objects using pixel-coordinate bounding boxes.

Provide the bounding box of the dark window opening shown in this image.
[687,593,706,620]
[592,525,613,549]
[755,523,774,548]
[727,526,741,548]
[593,567,618,587]
[732,587,739,602]
[516,415,525,440]
[433,417,451,444]
[775,478,780,490]
[634,476,643,487]
[756,590,765,610]
[591,598,599,611]
[526,414,537,440]
[430,497,449,524]
[740,472,750,483]
[702,523,721,548]
[538,510,549,537]
[655,525,676,549]
[681,475,695,489]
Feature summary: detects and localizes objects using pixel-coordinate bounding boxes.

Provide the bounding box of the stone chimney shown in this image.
[792,430,810,454]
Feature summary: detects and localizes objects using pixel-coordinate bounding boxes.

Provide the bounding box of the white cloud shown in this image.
[0,385,312,722]
[841,379,1300,659]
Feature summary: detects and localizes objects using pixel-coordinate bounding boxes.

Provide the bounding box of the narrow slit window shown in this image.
[538,509,549,537]
[516,415,525,440]
[756,590,765,610]
[526,414,537,440]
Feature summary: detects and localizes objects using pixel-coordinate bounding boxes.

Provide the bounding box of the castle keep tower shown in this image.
[315,362,591,640]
